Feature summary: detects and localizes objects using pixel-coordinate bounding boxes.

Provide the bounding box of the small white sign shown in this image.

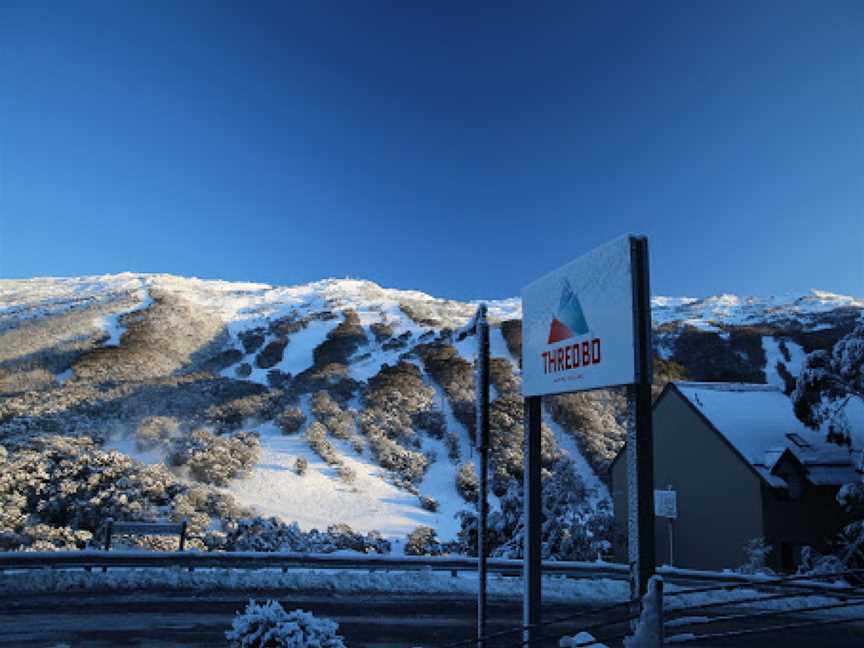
[654,489,678,519]
[521,235,637,396]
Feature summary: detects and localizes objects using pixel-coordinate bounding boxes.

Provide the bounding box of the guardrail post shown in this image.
[103,518,114,552]
[654,576,664,647]
[179,518,187,552]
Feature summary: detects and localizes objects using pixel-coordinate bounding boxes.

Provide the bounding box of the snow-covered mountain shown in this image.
[0,273,860,554]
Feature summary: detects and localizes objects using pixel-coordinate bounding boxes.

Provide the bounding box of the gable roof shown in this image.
[674,382,860,488]
[609,381,862,489]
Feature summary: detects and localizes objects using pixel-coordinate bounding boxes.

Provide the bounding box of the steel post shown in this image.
[523,395,542,645]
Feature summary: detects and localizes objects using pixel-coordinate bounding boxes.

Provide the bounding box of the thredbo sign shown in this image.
[522,235,636,396]
[520,234,655,645]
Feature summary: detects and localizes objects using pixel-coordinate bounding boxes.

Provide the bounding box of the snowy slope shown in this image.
[1,272,861,547]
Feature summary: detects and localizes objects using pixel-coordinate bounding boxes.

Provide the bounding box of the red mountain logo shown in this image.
[547,279,590,344]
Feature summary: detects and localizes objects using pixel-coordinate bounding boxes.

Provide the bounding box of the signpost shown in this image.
[655,487,677,566]
[521,234,655,643]
[456,304,491,648]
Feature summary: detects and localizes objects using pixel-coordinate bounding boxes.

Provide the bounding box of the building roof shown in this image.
[673,382,861,488]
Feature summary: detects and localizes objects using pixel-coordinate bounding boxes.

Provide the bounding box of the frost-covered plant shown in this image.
[793,321,864,444]
[793,323,864,572]
[337,464,356,484]
[405,525,443,556]
[294,456,308,476]
[419,495,439,512]
[277,407,306,435]
[135,416,181,451]
[225,600,346,648]
[456,462,478,503]
[737,537,774,575]
[218,517,390,554]
[311,391,355,440]
[0,435,186,550]
[306,422,342,466]
[455,460,613,561]
[167,428,260,486]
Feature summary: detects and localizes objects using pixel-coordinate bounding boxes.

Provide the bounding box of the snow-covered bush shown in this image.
[415,343,475,438]
[736,537,774,575]
[135,416,180,451]
[226,600,345,648]
[306,422,342,466]
[405,525,443,556]
[0,435,185,549]
[205,392,278,430]
[545,389,627,476]
[167,428,260,486]
[456,462,478,503]
[294,457,308,476]
[277,407,306,435]
[311,391,355,440]
[444,431,460,462]
[218,517,391,554]
[337,464,356,484]
[455,460,613,561]
[419,495,439,512]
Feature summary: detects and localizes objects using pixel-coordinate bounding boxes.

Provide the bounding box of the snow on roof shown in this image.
[674,382,859,487]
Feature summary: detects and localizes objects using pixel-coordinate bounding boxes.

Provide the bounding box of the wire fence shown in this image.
[436,568,864,648]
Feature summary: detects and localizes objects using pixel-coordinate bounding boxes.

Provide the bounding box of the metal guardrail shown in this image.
[0,550,858,596]
[0,550,630,577]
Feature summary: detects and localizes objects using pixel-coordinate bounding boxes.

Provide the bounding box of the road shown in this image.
[1,588,862,647]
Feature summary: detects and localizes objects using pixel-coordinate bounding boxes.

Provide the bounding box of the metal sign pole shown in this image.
[476,306,490,648]
[522,395,542,645]
[627,235,656,598]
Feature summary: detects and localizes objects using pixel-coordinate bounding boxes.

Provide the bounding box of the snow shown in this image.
[223,422,443,539]
[652,290,864,330]
[761,336,806,390]
[417,435,467,541]
[94,284,154,347]
[222,318,340,385]
[3,274,860,342]
[560,632,609,647]
[623,576,663,648]
[0,564,629,604]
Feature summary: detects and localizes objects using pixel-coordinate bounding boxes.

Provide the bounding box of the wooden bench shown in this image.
[104,518,188,552]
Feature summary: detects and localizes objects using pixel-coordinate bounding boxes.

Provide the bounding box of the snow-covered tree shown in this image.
[793,321,864,570]
[793,321,864,444]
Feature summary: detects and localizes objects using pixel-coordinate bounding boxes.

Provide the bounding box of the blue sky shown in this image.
[1,1,861,300]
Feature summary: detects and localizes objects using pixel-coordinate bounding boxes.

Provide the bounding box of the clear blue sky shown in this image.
[1,1,861,300]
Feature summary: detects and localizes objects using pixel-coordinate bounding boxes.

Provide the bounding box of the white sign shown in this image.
[521,235,637,396]
[654,489,678,519]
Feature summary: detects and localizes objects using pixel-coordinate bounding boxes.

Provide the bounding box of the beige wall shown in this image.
[611,387,765,571]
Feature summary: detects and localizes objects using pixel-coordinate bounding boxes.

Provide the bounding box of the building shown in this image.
[610,382,861,572]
